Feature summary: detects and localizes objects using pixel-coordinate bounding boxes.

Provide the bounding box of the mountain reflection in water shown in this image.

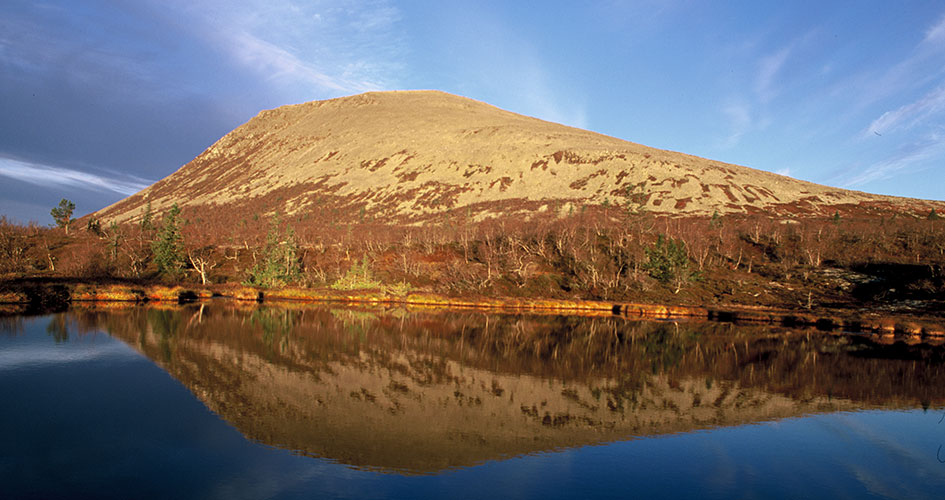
[56,303,945,473]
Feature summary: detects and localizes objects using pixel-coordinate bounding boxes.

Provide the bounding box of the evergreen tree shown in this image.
[624,181,648,215]
[50,199,75,234]
[247,213,301,287]
[710,210,722,228]
[643,234,695,293]
[108,221,122,261]
[140,201,154,232]
[152,204,184,279]
[86,218,104,236]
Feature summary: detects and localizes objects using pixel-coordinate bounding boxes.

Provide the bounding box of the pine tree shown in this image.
[152,204,184,279]
[108,221,122,261]
[710,210,722,228]
[247,214,301,287]
[643,234,696,293]
[140,201,154,232]
[50,199,75,234]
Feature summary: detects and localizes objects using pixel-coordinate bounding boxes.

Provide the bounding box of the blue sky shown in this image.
[2,1,945,223]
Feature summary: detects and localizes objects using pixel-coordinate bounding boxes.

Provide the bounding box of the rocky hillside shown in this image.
[93,90,939,225]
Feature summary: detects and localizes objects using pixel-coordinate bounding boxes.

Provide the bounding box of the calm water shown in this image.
[2,304,945,499]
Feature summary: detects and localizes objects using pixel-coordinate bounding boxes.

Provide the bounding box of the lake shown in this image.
[2,303,945,499]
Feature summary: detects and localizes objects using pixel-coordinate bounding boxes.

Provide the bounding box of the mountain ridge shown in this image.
[92,90,941,225]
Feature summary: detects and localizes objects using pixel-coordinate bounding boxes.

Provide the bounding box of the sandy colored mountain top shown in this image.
[95,90,939,224]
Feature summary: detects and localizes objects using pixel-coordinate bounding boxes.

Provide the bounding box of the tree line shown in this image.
[1,198,943,309]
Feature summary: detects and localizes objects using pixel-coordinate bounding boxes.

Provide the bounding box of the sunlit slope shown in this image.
[94,90,936,224]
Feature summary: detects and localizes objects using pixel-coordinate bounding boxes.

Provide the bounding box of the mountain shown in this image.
[92,90,938,225]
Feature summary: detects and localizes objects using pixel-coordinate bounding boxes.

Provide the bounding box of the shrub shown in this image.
[86,218,104,237]
[246,214,301,288]
[330,255,382,290]
[643,234,695,293]
[384,281,414,296]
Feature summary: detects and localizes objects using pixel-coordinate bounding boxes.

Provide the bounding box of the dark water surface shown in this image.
[2,304,945,499]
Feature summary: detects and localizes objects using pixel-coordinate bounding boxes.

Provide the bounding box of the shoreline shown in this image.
[2,280,943,339]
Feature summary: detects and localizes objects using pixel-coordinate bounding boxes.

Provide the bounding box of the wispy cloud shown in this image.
[717,36,805,150]
[0,342,136,371]
[514,51,588,129]
[170,0,405,98]
[845,13,945,112]
[719,102,752,149]
[865,84,945,136]
[0,158,152,196]
[430,4,587,130]
[227,32,357,92]
[856,12,945,135]
[923,13,945,45]
[755,46,792,104]
[842,132,945,187]
[0,7,157,95]
[844,13,945,186]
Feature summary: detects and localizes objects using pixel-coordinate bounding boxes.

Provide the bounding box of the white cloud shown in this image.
[865,84,945,136]
[168,0,406,98]
[923,13,945,45]
[0,342,137,371]
[428,5,587,130]
[715,35,807,152]
[755,46,792,104]
[845,13,945,112]
[0,8,157,93]
[0,158,152,196]
[843,133,945,187]
[515,53,588,129]
[719,102,752,149]
[228,32,357,92]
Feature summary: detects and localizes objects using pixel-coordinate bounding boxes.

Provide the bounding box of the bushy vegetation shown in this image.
[245,214,301,288]
[2,201,944,311]
[644,234,697,293]
[328,255,415,295]
[330,255,382,290]
[152,204,184,279]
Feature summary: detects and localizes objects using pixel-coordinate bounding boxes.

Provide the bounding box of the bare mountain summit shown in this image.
[94,90,938,224]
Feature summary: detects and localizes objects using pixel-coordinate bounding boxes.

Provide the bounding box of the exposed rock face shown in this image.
[94,90,938,225]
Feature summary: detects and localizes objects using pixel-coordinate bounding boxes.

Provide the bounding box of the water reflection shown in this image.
[60,303,945,473]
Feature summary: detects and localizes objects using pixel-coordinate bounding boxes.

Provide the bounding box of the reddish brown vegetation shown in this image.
[3,206,944,317]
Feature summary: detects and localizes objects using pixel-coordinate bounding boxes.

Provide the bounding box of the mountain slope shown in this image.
[93,90,937,224]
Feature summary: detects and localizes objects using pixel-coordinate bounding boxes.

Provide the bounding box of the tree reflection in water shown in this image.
[61,303,945,473]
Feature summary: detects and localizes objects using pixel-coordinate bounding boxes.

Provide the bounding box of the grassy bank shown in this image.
[2,279,944,339]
